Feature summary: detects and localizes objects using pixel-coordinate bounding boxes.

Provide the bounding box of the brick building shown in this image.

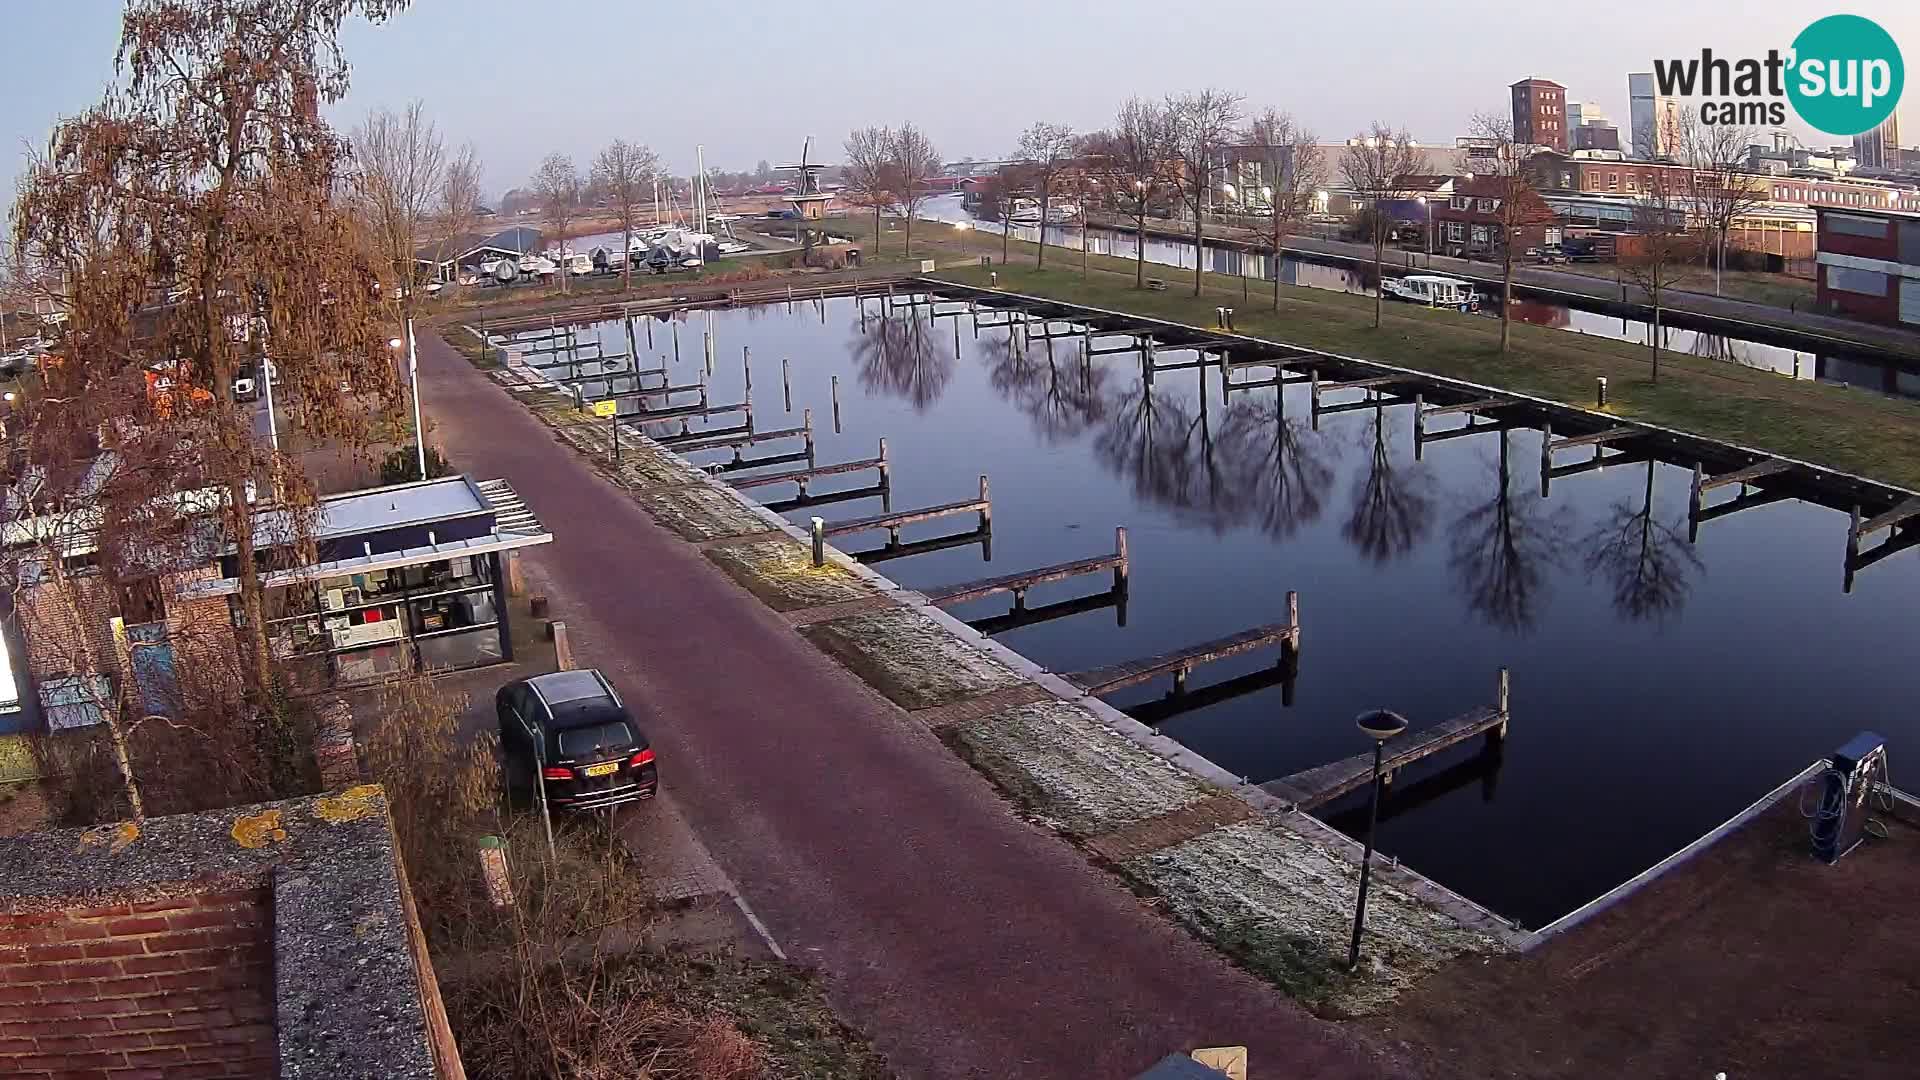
[0,787,463,1078]
[1429,175,1561,257]
[1814,206,1920,326]
[1511,78,1568,153]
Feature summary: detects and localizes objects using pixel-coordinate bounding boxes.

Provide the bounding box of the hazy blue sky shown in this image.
[4,0,1916,201]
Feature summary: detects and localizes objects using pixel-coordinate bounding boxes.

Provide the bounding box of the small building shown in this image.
[411,226,545,284]
[1814,206,1920,326]
[1511,77,1568,153]
[1,475,552,734]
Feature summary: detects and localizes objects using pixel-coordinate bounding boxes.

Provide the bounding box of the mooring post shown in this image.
[954,316,962,359]
[611,409,620,467]
[672,320,680,363]
[1283,589,1302,669]
[782,357,792,412]
[877,438,891,488]
[1688,462,1705,541]
[1309,369,1321,431]
[811,516,826,567]
[1847,504,1862,561]
[624,315,638,363]
[1495,666,1511,740]
[787,283,794,312]
[1114,526,1129,592]
[1539,422,1553,498]
[803,408,815,457]
[831,375,842,433]
[978,474,992,531]
[743,345,752,401]
[1412,394,1425,460]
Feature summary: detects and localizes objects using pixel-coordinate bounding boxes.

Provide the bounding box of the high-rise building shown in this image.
[1853,115,1901,171]
[1628,73,1681,159]
[1511,77,1568,152]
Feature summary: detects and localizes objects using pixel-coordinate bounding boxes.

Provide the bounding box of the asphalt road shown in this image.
[414,329,1404,1080]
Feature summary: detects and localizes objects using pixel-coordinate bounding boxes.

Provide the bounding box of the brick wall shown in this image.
[16,573,121,692]
[0,887,277,1079]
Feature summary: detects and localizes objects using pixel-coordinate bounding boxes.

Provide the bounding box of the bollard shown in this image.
[811,516,826,567]
[530,594,549,620]
[831,375,842,433]
[1596,376,1609,408]
[1225,307,1235,331]
[990,271,999,288]
[551,620,573,670]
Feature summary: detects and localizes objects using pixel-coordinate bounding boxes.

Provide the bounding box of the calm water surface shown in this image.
[560,295,1919,927]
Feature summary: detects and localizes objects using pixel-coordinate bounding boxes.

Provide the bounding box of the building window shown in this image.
[1451,196,1470,210]
[1608,172,1619,191]
[1470,224,1490,243]
[1445,221,1465,243]
[1826,265,1888,295]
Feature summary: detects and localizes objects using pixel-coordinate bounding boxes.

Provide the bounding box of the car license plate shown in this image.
[583,761,619,778]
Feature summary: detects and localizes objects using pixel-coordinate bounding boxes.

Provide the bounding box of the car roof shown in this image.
[527,669,611,706]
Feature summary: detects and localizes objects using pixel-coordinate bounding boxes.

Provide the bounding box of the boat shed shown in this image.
[412,226,545,282]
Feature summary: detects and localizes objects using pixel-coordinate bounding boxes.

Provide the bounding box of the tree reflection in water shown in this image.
[978,330,1112,443]
[1446,430,1573,633]
[1343,403,1434,563]
[849,310,954,411]
[1093,369,1244,532]
[1581,458,1703,622]
[1215,390,1339,539]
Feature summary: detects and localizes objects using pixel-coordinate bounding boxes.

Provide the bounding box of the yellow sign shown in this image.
[590,400,617,418]
[1190,1047,1247,1080]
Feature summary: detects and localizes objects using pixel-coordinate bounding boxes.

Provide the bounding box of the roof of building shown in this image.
[1511,76,1565,89]
[413,226,544,265]
[0,787,450,1079]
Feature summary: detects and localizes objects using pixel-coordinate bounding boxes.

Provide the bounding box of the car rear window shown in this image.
[557,721,634,760]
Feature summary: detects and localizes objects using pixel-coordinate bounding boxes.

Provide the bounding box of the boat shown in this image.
[1044,202,1080,225]
[1005,199,1041,227]
[1382,274,1481,312]
[516,254,557,278]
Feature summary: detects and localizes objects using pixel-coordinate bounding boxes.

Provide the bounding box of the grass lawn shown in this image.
[811,214,1920,491]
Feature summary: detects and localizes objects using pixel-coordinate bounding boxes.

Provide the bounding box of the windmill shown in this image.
[775,137,837,254]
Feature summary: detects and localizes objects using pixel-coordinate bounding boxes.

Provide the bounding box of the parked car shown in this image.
[496,669,657,811]
[232,369,258,402]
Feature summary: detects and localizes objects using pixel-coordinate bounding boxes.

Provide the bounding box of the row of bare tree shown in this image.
[839,123,942,257]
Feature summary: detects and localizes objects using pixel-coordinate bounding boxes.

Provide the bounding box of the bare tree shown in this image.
[1341,123,1422,328]
[889,123,941,258]
[1085,98,1173,290]
[1446,430,1572,632]
[1678,110,1765,295]
[1164,89,1245,296]
[842,125,896,257]
[10,0,408,798]
[1619,166,1695,382]
[592,139,659,292]
[1467,113,1559,353]
[531,153,581,294]
[437,140,484,274]
[1242,108,1323,310]
[351,101,445,319]
[1016,122,1077,270]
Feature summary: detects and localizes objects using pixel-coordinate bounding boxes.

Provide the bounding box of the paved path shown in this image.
[416,329,1404,1079]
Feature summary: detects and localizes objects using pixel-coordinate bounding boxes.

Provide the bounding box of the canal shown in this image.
[911,194,1920,401]
[565,294,1920,929]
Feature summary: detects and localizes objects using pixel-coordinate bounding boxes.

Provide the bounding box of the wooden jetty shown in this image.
[1309,372,1413,428]
[663,410,814,459]
[1127,663,1294,725]
[726,440,889,499]
[1687,457,1796,541]
[1538,423,1643,496]
[965,586,1126,637]
[847,525,991,565]
[1846,496,1920,591]
[921,527,1127,609]
[1411,395,1519,458]
[822,476,990,546]
[1063,593,1298,698]
[1261,669,1511,811]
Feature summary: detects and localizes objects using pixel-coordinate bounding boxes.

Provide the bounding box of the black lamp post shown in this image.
[1348,708,1408,971]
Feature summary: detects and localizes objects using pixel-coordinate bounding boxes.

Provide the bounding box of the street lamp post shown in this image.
[1348,708,1408,971]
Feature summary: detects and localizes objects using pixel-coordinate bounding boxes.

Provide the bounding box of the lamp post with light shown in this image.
[1348,708,1408,971]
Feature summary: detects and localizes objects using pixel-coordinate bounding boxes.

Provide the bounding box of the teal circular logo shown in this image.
[1788,15,1904,137]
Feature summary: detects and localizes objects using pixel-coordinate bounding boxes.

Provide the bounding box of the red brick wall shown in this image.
[0,888,277,1079]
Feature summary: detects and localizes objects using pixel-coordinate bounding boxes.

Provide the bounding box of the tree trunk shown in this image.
[1001,198,1011,267]
[904,204,913,258]
[621,222,632,292]
[1272,218,1283,310]
[1372,216,1384,329]
[874,204,882,257]
[1500,244,1513,354]
[1650,300,1662,382]
[1136,207,1147,289]
[1192,200,1204,297]
[1037,188,1048,269]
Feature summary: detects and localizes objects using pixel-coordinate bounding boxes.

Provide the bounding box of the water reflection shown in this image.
[1446,431,1574,634]
[979,330,1112,443]
[1343,406,1435,563]
[1094,375,1243,531]
[1217,393,1339,539]
[1580,459,1704,623]
[850,311,953,411]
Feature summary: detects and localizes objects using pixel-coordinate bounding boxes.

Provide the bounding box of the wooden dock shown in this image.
[1846,496,1920,590]
[965,586,1125,637]
[1261,670,1511,811]
[822,476,990,545]
[921,528,1127,609]
[663,411,814,458]
[1063,595,1298,698]
[1539,423,1644,496]
[726,441,888,497]
[1687,457,1796,541]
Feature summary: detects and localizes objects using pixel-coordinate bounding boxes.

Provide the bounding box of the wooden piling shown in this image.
[1539,422,1553,498]
[1412,394,1425,459]
[1309,369,1321,430]
[1284,589,1300,666]
[831,376,842,433]
[1495,666,1510,739]
[877,437,891,487]
[803,408,815,456]
[978,475,992,531]
[1115,526,1129,591]
[743,345,752,400]
[672,320,680,363]
[782,358,792,412]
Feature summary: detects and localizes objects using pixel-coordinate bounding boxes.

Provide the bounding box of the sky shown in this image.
[3,0,1917,203]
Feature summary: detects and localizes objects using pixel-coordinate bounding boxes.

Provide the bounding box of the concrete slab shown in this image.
[944,699,1214,838]
[1122,821,1507,1017]
[800,606,1027,711]
[705,537,881,612]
